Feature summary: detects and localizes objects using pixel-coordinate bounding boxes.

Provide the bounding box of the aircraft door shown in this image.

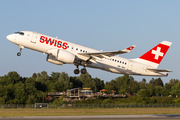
[31,32,38,44]
[127,60,133,71]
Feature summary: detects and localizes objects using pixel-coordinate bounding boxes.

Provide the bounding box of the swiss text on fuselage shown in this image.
[39,36,68,50]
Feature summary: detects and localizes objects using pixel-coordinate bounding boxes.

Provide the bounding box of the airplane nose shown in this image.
[6,34,13,41]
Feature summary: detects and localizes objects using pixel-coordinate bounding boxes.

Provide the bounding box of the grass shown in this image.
[0,108,180,117]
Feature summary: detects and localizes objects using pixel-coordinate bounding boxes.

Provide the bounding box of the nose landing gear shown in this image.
[17,45,24,56]
[17,52,21,56]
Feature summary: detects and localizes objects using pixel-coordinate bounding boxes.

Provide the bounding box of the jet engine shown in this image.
[46,49,76,64]
[46,54,63,65]
[56,49,75,64]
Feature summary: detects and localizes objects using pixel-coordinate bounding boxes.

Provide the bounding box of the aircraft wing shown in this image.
[147,68,172,73]
[78,45,135,59]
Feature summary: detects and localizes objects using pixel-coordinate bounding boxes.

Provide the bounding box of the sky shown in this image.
[0,0,180,83]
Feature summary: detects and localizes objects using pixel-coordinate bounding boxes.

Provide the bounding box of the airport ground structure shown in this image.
[47,88,127,102]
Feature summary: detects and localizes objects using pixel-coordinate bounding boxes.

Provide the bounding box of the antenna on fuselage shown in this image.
[56,36,58,38]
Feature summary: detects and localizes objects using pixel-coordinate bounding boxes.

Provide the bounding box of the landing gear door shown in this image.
[31,32,38,44]
[127,60,133,71]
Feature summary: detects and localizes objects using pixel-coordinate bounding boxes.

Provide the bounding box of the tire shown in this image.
[74,69,80,74]
[17,52,21,56]
[81,68,87,74]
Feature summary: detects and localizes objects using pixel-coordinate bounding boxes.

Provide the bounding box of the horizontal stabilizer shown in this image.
[147,68,172,73]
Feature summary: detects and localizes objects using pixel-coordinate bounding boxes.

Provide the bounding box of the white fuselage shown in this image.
[6,31,168,76]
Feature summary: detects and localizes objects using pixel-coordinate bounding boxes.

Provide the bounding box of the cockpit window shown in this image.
[14,32,24,35]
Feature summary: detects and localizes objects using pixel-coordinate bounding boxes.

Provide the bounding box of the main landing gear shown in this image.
[17,45,24,56]
[74,65,87,74]
[81,68,87,74]
[74,66,80,74]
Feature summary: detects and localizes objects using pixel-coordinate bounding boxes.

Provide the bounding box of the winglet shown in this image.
[122,45,136,53]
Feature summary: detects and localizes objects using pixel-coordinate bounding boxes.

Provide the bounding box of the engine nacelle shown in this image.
[56,49,75,64]
[47,54,63,65]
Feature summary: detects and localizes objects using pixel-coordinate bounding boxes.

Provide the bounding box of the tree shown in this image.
[2,71,21,85]
[137,89,150,97]
[54,81,63,91]
[77,72,92,84]
[70,76,83,88]
[50,72,60,81]
[32,73,37,78]
[139,78,147,89]
[92,78,104,92]
[154,86,163,96]
[13,82,27,104]
[171,82,180,97]
[130,81,140,94]
[104,75,138,94]
[36,71,49,82]
[58,72,72,91]
[104,81,114,93]
[169,79,179,85]
[25,77,37,95]
[3,84,14,104]
[149,78,163,87]
[155,78,164,87]
[165,83,171,92]
[147,83,155,96]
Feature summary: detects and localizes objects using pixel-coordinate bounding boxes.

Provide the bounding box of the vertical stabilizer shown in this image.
[132,41,172,68]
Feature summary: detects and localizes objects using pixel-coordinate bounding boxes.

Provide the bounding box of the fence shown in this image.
[1,103,180,109]
[71,104,180,108]
[0,104,34,109]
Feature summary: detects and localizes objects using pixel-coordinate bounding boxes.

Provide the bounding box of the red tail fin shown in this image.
[139,41,171,65]
[132,41,172,68]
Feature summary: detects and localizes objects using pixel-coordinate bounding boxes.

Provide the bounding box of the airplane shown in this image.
[6,31,172,76]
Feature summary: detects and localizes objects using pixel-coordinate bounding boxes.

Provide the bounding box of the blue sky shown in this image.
[0,0,179,83]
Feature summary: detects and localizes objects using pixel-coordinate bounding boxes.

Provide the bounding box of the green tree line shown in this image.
[0,71,180,104]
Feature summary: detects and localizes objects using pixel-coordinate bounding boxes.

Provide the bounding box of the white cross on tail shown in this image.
[151,47,164,60]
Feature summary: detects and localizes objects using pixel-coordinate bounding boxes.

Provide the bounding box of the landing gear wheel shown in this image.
[17,52,21,56]
[17,45,24,56]
[81,68,87,74]
[74,69,80,74]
